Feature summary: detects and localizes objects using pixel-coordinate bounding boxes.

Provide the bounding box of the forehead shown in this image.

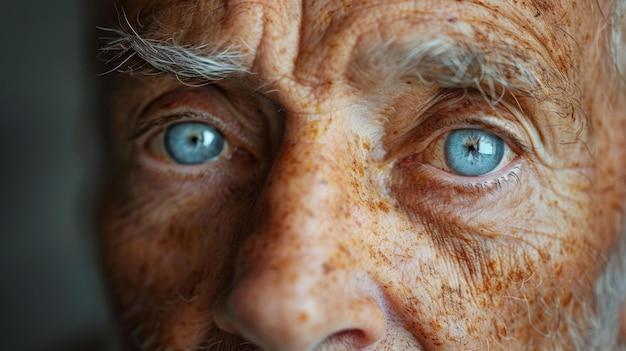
[112,0,601,116]
[117,0,584,54]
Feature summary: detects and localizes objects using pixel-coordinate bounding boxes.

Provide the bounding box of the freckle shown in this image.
[322,263,332,274]
[298,312,309,323]
[288,272,299,283]
[362,140,371,150]
[377,201,390,213]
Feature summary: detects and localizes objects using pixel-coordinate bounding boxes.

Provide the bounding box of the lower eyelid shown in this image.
[136,152,233,179]
[398,155,523,193]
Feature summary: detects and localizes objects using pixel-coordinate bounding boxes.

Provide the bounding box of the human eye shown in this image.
[394,93,529,197]
[422,127,517,177]
[146,119,229,165]
[132,87,261,176]
[164,122,226,164]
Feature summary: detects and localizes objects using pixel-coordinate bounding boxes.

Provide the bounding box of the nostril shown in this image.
[330,329,377,349]
[238,343,262,351]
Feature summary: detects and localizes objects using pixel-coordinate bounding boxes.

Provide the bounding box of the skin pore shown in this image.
[99,0,626,350]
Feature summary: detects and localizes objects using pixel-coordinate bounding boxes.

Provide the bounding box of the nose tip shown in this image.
[213,270,387,351]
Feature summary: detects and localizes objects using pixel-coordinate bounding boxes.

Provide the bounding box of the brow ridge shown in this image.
[99,25,251,82]
[349,37,548,101]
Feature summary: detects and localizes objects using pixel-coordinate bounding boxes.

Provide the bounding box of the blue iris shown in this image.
[444,129,504,176]
[164,122,225,164]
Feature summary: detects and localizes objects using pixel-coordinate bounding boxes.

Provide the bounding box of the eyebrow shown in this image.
[349,37,548,101]
[100,23,552,103]
[99,26,251,82]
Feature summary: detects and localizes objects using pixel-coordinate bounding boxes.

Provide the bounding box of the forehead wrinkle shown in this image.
[115,0,228,39]
[292,2,427,85]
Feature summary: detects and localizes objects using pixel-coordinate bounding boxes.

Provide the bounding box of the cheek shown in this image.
[99,175,251,346]
[366,222,594,347]
[375,162,604,344]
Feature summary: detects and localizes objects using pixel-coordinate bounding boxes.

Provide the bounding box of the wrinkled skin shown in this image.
[100,0,626,350]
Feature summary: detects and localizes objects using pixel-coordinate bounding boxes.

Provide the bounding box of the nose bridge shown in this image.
[249,115,352,275]
[270,121,341,220]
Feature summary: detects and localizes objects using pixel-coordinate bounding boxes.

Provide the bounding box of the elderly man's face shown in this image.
[100,0,626,350]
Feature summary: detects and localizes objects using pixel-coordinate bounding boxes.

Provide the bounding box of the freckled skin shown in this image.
[100,0,626,350]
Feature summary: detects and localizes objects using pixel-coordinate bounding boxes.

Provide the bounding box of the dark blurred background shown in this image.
[0,1,112,350]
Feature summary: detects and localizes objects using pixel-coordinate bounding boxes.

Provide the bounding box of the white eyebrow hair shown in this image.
[351,37,545,101]
[98,26,251,81]
[100,24,544,100]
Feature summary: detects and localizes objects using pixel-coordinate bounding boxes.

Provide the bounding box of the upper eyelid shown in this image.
[131,103,258,153]
[131,111,226,140]
[413,115,530,156]
[129,86,271,153]
[390,87,532,147]
[449,120,530,155]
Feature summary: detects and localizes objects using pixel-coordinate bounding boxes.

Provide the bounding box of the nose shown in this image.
[213,129,387,351]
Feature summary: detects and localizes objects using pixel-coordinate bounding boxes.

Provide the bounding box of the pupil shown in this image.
[466,139,479,156]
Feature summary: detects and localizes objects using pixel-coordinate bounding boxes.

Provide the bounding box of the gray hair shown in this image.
[584,227,626,350]
[98,10,250,82]
[613,0,626,79]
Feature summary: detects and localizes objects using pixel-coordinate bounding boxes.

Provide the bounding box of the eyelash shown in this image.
[133,111,232,142]
[398,154,522,200]
[414,115,529,152]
